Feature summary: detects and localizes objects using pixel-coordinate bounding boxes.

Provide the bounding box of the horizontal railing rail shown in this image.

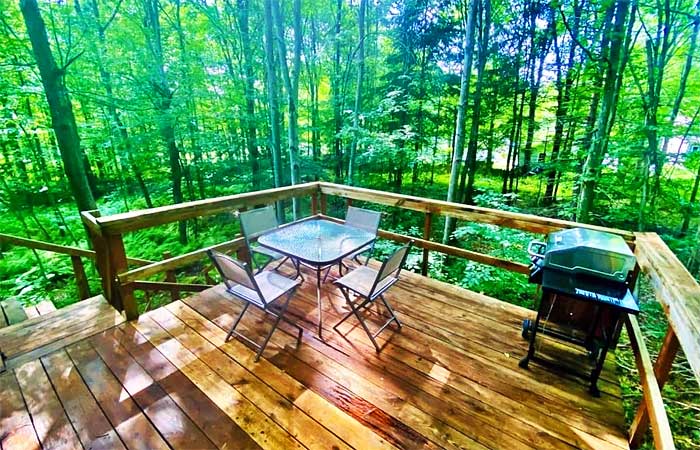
[91,182,318,235]
[318,182,635,240]
[0,233,153,301]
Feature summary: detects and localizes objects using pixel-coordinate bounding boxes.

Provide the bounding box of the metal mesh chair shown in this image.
[344,206,382,265]
[333,241,412,351]
[208,250,303,361]
[239,206,294,273]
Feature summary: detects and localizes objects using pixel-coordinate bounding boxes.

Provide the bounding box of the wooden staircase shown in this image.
[0,295,125,371]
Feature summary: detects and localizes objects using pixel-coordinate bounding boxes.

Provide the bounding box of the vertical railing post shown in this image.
[81,210,111,303]
[106,233,138,320]
[70,255,91,300]
[163,251,179,302]
[422,212,433,276]
[629,327,680,448]
[311,191,319,215]
[320,192,327,215]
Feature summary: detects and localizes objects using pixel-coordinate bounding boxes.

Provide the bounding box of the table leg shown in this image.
[317,266,323,339]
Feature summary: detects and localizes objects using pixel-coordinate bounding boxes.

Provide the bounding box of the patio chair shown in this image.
[207,250,303,361]
[333,241,413,351]
[239,206,296,274]
[344,206,382,265]
[319,206,382,283]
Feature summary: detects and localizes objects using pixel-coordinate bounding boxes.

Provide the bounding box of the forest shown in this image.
[0,0,699,447]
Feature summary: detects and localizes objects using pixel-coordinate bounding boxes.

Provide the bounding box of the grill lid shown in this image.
[528,228,635,282]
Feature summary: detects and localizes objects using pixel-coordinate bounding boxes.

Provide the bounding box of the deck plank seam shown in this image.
[55,347,130,450]
[80,336,189,450]
[146,307,354,450]
[36,356,86,449]
[6,369,43,449]
[133,314,311,450]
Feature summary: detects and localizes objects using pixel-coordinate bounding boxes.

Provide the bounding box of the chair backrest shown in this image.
[207,250,265,303]
[369,241,413,296]
[345,206,381,235]
[239,206,279,241]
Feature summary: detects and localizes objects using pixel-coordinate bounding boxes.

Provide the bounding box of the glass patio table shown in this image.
[258,218,376,339]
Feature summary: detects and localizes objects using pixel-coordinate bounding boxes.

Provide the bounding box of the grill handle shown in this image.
[527,240,547,260]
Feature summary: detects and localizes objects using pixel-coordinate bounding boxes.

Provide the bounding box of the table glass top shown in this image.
[258,219,375,265]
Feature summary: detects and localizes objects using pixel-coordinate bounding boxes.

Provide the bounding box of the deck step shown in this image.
[0,295,124,371]
[0,298,58,328]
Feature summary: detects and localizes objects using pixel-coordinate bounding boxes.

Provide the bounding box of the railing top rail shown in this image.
[0,233,153,267]
[319,182,635,239]
[0,233,95,258]
[94,182,319,235]
[635,232,700,384]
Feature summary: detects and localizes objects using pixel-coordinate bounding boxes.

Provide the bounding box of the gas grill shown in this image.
[519,228,640,396]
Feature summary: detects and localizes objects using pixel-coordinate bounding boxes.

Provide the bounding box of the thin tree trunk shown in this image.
[577,0,631,223]
[236,0,262,190]
[461,0,491,205]
[443,0,477,244]
[544,1,581,204]
[347,0,367,186]
[263,0,284,221]
[143,0,186,243]
[332,0,343,182]
[20,0,97,214]
[271,0,301,219]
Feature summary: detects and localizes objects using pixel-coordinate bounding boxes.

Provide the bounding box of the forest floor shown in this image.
[1,175,698,449]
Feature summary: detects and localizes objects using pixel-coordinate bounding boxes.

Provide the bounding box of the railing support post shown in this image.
[163,251,179,302]
[422,212,432,276]
[311,191,319,215]
[106,233,138,320]
[82,210,111,302]
[320,193,327,215]
[629,327,680,448]
[70,255,90,300]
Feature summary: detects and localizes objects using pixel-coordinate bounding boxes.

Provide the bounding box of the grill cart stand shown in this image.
[519,268,639,397]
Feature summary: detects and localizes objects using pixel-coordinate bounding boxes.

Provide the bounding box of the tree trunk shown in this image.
[577,0,631,223]
[272,0,301,219]
[263,0,284,221]
[544,1,581,205]
[237,0,262,190]
[20,0,97,213]
[443,0,477,244]
[143,0,186,243]
[461,0,491,205]
[332,0,343,182]
[347,0,367,186]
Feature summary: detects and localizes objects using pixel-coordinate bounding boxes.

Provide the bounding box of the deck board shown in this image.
[0,265,632,450]
[0,295,124,369]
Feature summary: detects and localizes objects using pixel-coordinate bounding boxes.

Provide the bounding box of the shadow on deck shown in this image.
[0,264,629,450]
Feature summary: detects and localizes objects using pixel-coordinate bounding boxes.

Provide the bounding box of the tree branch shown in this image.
[558,5,603,63]
[101,0,124,33]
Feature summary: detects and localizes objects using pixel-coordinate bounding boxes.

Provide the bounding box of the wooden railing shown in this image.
[0,233,152,301]
[78,181,696,450]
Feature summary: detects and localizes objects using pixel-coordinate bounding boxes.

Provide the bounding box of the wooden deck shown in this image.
[0,266,630,450]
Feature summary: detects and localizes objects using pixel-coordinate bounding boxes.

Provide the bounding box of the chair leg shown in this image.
[334,288,381,351]
[255,290,296,362]
[291,259,305,282]
[379,294,402,328]
[226,302,250,342]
